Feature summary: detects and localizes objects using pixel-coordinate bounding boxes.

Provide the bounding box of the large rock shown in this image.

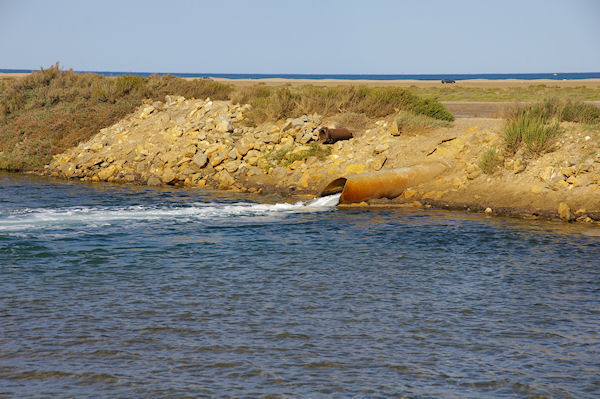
[244,150,262,166]
[97,165,116,180]
[214,115,234,133]
[224,160,241,173]
[214,170,235,189]
[192,152,208,169]
[372,154,387,171]
[558,202,574,222]
[236,137,254,156]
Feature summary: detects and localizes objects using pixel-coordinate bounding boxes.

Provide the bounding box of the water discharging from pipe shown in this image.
[319,162,449,204]
[306,193,342,208]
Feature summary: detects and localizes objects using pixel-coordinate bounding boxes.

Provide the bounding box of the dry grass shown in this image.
[231,85,454,125]
[0,64,232,170]
[478,147,501,174]
[395,110,451,134]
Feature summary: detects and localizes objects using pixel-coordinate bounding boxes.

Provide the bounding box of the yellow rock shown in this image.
[197,179,207,187]
[90,142,103,151]
[558,202,574,221]
[404,188,419,200]
[91,175,100,182]
[288,160,305,170]
[575,208,587,215]
[530,185,545,194]
[371,154,387,171]
[298,172,311,188]
[434,138,465,158]
[97,165,116,181]
[344,163,365,175]
[465,126,480,133]
[423,191,443,200]
[161,168,177,184]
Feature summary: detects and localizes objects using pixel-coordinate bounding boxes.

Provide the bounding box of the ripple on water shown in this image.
[0,174,599,398]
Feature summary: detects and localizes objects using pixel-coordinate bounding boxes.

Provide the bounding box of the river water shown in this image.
[1,173,598,398]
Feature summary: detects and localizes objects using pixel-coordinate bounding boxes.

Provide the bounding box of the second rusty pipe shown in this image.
[318,127,353,144]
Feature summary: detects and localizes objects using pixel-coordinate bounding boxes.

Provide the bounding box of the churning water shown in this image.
[0,173,598,398]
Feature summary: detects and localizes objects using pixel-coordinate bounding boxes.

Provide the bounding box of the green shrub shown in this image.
[503,111,562,156]
[503,115,525,154]
[510,97,600,125]
[522,118,561,155]
[478,147,500,174]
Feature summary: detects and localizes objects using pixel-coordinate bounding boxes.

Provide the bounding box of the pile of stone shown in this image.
[47,96,326,191]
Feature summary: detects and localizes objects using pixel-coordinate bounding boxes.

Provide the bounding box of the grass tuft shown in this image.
[503,110,562,156]
[478,147,501,174]
[282,143,331,166]
[266,143,331,167]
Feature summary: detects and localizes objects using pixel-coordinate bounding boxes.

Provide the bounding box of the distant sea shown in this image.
[2,68,600,81]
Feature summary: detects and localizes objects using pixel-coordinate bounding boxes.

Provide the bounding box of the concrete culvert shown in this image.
[319,162,449,204]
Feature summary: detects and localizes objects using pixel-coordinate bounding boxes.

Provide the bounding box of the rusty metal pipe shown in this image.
[319,162,449,204]
[318,127,353,144]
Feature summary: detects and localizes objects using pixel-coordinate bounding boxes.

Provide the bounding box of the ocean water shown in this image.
[2,68,600,81]
[1,173,599,398]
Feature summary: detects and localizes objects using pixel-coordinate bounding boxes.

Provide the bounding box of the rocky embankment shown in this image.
[46,95,600,223]
[45,95,401,195]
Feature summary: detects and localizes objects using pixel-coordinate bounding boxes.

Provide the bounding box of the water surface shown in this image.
[1,173,599,398]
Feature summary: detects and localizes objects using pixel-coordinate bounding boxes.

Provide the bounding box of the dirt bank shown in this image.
[43,96,600,223]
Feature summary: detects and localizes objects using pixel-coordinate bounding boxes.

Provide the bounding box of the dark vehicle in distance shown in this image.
[441,78,456,84]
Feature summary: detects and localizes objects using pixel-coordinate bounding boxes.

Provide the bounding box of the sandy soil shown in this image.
[0,72,29,79]
[206,77,600,89]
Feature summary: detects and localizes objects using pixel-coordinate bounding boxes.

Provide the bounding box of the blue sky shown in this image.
[1,0,598,74]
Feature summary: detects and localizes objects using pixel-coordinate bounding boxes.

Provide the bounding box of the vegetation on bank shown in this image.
[1,64,453,171]
[0,64,231,170]
[504,110,562,156]
[478,147,501,174]
[502,98,599,156]
[231,85,454,126]
[395,110,452,134]
[265,142,331,171]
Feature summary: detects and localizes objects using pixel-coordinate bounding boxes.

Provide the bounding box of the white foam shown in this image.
[0,194,342,232]
[307,193,342,208]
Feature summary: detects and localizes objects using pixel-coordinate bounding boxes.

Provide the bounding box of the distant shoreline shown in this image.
[2,71,600,89]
